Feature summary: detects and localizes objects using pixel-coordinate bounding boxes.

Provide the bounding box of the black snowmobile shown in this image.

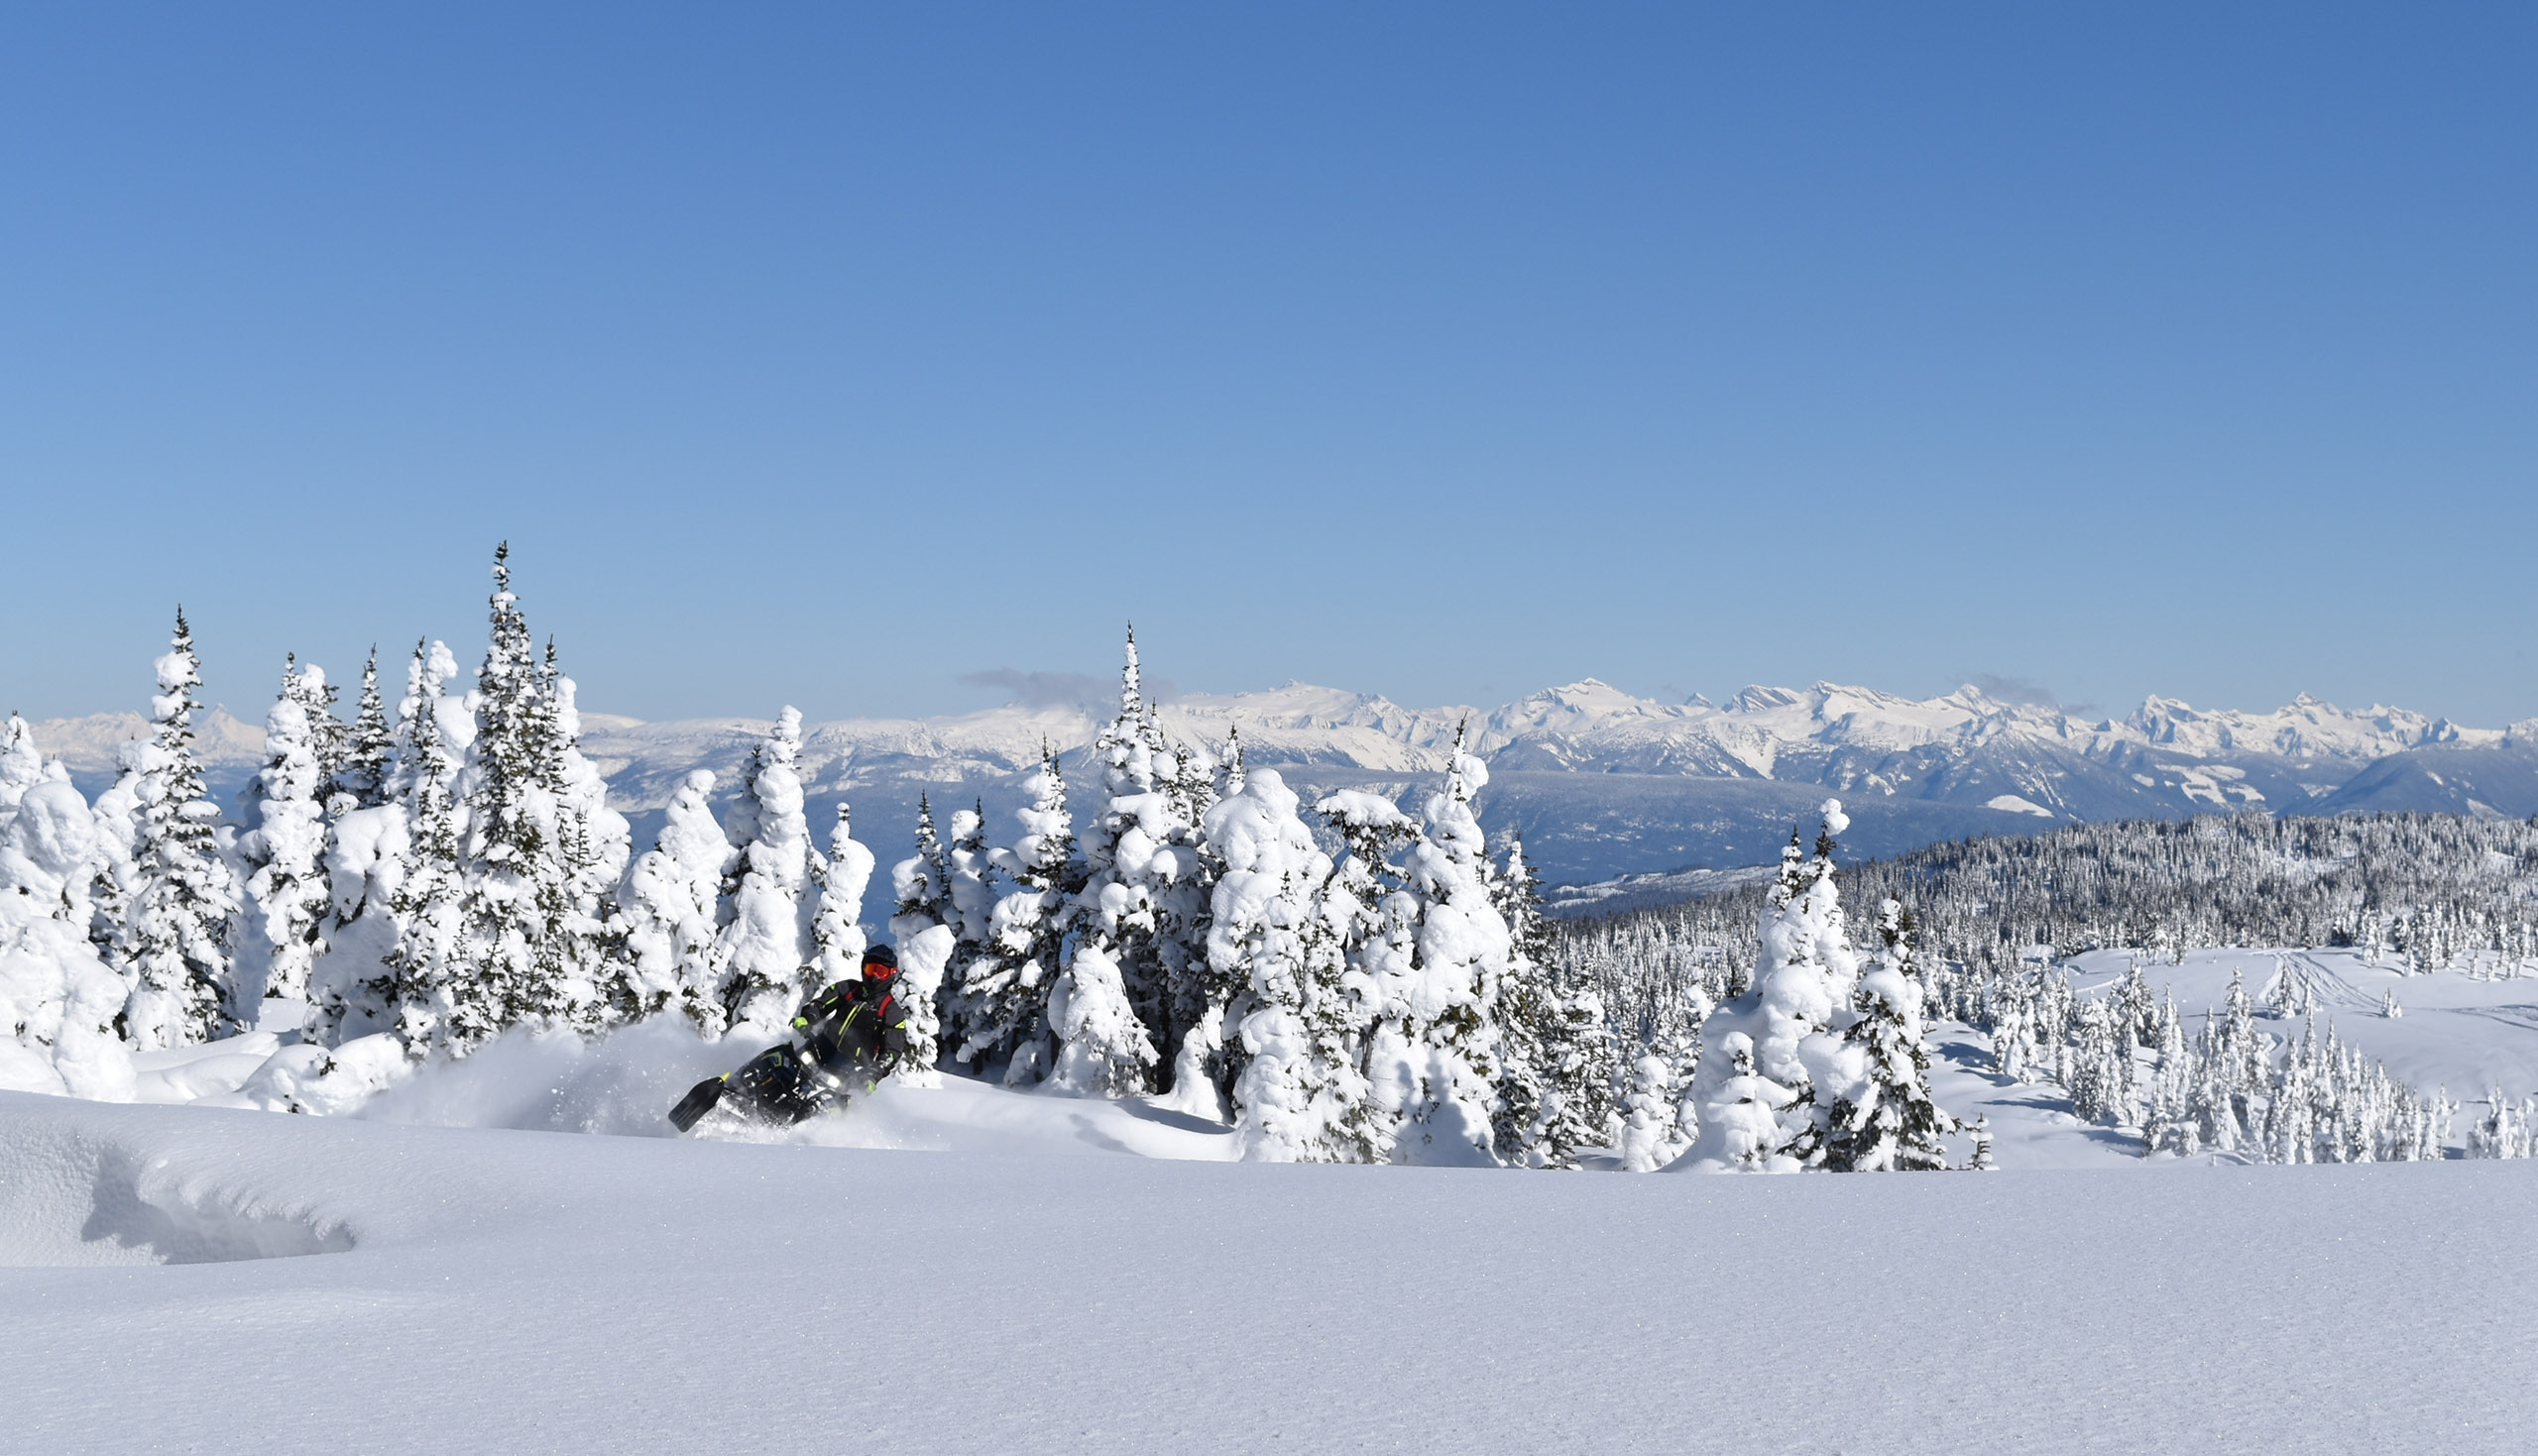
[668,949,908,1134]
[667,1038,846,1132]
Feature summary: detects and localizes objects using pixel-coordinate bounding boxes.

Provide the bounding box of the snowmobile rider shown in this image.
[790,944,911,1093]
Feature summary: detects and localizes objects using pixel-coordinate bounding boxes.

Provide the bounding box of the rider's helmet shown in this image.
[861,943,899,984]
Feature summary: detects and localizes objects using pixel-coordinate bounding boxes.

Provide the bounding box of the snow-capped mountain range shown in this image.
[30,680,2538,893]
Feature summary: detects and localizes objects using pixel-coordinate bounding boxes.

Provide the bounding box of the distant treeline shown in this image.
[1557,812,2538,1049]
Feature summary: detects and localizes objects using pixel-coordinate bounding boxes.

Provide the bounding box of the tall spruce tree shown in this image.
[1489,834,1604,1169]
[541,641,630,1018]
[717,707,827,1034]
[980,748,1087,1085]
[611,769,734,1032]
[280,655,345,793]
[336,647,396,812]
[311,639,459,1049]
[118,610,247,1049]
[938,802,1003,1069]
[239,662,335,1008]
[1315,786,1424,1164]
[1680,803,1859,1171]
[808,802,874,988]
[1823,899,1954,1172]
[1382,723,1508,1167]
[436,545,582,1046]
[391,546,629,1053]
[886,794,955,1083]
[1072,627,1210,1091]
[1209,767,1365,1159]
[1618,1050,1685,1172]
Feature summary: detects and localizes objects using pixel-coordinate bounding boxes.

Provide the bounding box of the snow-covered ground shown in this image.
[15,948,2538,1451]
[11,1083,2538,1453]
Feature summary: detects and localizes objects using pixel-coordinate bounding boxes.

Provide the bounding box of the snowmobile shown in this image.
[667,1040,848,1133]
[667,951,907,1134]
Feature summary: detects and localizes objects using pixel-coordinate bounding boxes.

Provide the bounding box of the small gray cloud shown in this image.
[959,668,1177,714]
[1962,673,2096,714]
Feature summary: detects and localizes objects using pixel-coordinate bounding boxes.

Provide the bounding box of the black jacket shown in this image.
[791,976,910,1088]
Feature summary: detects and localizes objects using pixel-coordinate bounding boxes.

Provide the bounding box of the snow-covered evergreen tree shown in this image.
[937,802,1002,1069]
[238,663,335,1009]
[1046,939,1154,1096]
[1490,834,1605,1169]
[1822,899,1953,1172]
[335,647,395,813]
[438,548,598,1047]
[0,714,44,819]
[306,640,447,1047]
[383,548,630,1055]
[1208,767,1366,1157]
[886,794,953,1084]
[1321,729,1506,1168]
[374,640,470,1053]
[1072,627,1211,1094]
[976,748,1090,1086]
[542,646,632,1021]
[0,758,138,1101]
[1315,787,1423,1164]
[1617,1050,1685,1172]
[1385,726,1510,1166]
[611,769,734,1032]
[280,655,345,793]
[1678,803,1859,1172]
[717,707,827,1033]
[808,803,874,989]
[118,611,247,1049]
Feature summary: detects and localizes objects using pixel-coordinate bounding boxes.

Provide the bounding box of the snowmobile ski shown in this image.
[668,1073,729,1133]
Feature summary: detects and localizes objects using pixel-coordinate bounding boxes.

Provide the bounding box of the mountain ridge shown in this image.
[25,679,2538,888]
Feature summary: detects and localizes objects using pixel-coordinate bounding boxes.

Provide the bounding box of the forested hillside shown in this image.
[1558,811,2538,1046]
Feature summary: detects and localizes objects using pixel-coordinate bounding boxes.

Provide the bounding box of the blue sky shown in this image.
[4,4,2533,725]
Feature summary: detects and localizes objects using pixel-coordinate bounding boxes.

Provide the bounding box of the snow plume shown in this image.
[1680,800,1858,1172]
[1207,768,1361,1161]
[718,707,826,1037]
[116,610,246,1051]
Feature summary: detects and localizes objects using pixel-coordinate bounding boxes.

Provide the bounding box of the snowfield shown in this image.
[8,1085,2538,1454]
[13,946,2538,1455]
